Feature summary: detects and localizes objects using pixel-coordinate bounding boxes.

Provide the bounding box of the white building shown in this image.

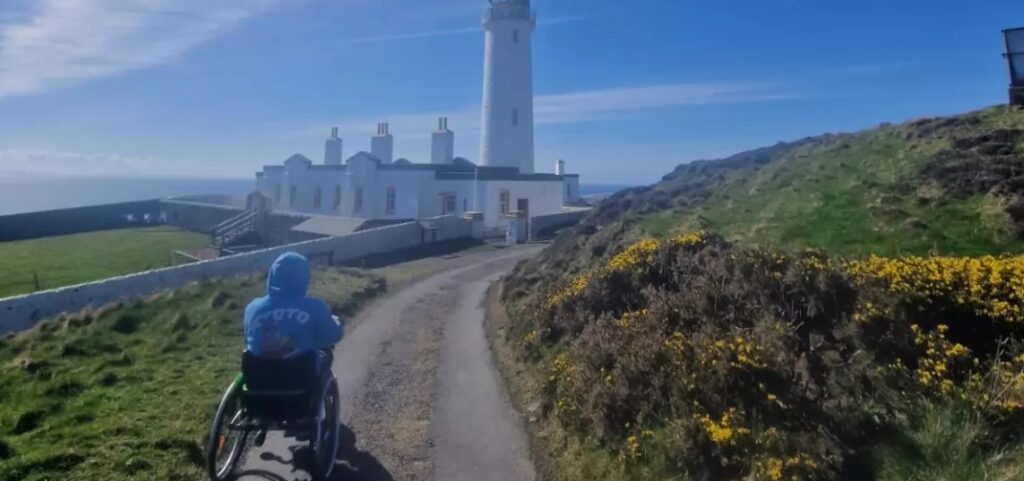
[254,0,580,230]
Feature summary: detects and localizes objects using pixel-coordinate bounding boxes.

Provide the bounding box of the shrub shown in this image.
[506,232,1024,480]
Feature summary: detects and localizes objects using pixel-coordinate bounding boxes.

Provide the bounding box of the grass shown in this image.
[872,403,1024,481]
[632,106,1024,256]
[0,226,210,299]
[0,266,384,481]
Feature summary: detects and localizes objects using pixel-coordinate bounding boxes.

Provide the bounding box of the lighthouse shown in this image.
[479,0,536,174]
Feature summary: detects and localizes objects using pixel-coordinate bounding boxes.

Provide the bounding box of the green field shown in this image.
[0,226,210,299]
[0,267,384,481]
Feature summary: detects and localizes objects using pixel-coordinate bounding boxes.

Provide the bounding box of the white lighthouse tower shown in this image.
[479,0,536,174]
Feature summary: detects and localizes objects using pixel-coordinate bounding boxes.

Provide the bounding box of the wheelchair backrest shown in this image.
[241,351,318,421]
[242,351,317,392]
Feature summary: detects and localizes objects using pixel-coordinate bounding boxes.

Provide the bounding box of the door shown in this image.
[517,198,530,238]
[442,193,457,215]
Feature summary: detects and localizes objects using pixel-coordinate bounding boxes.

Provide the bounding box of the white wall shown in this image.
[530,207,590,239]
[258,156,571,228]
[0,215,475,334]
[477,179,564,228]
[564,176,580,203]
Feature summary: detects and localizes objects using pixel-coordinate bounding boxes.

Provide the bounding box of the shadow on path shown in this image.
[232,424,393,481]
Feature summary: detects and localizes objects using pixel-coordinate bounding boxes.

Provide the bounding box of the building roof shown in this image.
[290,215,368,237]
[434,170,566,181]
[262,154,576,181]
[285,153,313,164]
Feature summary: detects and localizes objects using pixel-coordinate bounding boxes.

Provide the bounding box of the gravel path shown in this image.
[234,246,540,481]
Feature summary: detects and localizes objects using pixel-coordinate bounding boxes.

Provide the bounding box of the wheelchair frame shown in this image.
[205,366,341,481]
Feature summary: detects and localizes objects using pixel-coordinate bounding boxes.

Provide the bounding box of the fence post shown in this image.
[32,271,41,291]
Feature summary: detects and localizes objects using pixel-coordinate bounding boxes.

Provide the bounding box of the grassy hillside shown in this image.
[526,106,1024,289]
[658,107,1024,255]
[0,267,384,481]
[0,226,210,298]
[497,106,1024,481]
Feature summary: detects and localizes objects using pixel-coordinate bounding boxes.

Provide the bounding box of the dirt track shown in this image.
[234,245,540,481]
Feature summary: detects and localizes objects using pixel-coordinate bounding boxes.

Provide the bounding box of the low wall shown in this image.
[0,200,164,242]
[160,199,244,234]
[259,211,319,245]
[530,208,591,240]
[0,215,474,333]
[171,194,247,208]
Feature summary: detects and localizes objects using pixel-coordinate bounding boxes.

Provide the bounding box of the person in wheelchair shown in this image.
[207,252,344,481]
[244,251,343,366]
[243,252,343,433]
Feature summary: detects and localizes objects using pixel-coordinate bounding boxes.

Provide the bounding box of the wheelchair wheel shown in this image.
[206,375,250,481]
[311,376,340,481]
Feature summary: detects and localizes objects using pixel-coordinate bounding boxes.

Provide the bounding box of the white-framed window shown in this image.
[313,186,322,209]
[385,186,396,214]
[442,192,456,214]
[353,186,363,214]
[499,189,510,214]
[333,185,342,210]
[289,185,297,207]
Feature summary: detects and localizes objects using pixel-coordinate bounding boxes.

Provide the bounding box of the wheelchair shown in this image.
[205,350,340,481]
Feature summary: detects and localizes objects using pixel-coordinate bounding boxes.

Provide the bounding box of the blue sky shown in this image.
[0,0,1020,184]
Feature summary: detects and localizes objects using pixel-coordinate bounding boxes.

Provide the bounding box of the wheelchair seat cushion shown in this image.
[241,351,319,422]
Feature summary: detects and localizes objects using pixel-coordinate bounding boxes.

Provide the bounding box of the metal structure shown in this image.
[1005,27,1024,106]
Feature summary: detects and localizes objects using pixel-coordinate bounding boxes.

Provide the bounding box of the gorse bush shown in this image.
[504,232,1024,481]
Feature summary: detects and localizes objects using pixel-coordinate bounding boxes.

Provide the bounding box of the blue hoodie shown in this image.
[243,252,343,358]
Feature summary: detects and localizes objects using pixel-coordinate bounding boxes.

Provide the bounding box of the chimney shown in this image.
[431,117,455,164]
[324,126,343,165]
[555,158,565,175]
[371,122,394,163]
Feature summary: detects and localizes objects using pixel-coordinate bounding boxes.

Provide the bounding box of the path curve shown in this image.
[235,246,540,481]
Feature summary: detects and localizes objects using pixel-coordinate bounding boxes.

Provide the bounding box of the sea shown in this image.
[0,177,635,216]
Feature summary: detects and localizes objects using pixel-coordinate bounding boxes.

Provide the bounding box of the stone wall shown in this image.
[529,208,591,240]
[258,210,320,245]
[160,199,245,234]
[0,215,474,333]
[0,200,164,242]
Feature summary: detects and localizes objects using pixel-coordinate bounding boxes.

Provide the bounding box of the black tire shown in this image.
[312,376,340,481]
[206,377,249,481]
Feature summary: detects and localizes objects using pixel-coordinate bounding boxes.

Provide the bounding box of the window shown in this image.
[513,29,519,43]
[313,186,322,209]
[274,184,281,203]
[442,193,456,214]
[463,198,467,212]
[333,185,342,210]
[289,185,297,207]
[499,189,510,214]
[385,186,396,214]
[354,187,363,214]
[566,183,571,198]
[512,108,518,126]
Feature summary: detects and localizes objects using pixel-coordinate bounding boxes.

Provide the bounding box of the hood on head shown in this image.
[266,252,310,298]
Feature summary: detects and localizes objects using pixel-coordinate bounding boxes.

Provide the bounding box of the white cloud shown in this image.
[0,148,166,176]
[535,83,791,124]
[310,81,788,134]
[0,0,284,97]
[347,13,595,44]
[348,26,480,44]
[283,81,790,163]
